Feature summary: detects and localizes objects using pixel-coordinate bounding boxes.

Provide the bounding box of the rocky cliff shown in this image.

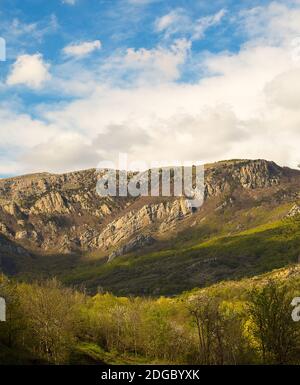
[0,159,299,262]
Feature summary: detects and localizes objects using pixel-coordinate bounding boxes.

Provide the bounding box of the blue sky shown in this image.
[0,0,246,82]
[1,0,300,176]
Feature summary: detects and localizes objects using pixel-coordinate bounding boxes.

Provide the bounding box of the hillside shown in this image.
[1,159,300,295]
[1,264,300,365]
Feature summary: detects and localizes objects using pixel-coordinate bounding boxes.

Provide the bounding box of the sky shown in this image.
[1,0,300,176]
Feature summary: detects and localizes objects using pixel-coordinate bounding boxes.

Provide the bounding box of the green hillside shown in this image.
[56,212,300,296]
[1,265,300,365]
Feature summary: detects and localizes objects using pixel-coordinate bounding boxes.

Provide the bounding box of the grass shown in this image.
[70,342,166,365]
[57,214,300,296]
[11,198,300,297]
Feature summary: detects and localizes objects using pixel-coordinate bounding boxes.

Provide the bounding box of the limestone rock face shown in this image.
[287,204,300,217]
[3,202,24,218]
[233,160,281,188]
[0,223,11,236]
[30,191,72,214]
[108,234,155,262]
[91,199,191,250]
[0,159,297,257]
[205,159,282,198]
[15,230,28,240]
[99,203,111,216]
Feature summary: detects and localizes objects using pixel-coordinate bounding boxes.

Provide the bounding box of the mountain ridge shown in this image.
[1,158,300,295]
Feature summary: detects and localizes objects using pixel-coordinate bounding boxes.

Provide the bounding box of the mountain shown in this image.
[1,159,300,295]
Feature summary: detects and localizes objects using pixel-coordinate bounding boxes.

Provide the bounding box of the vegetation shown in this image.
[57,215,300,296]
[1,265,300,365]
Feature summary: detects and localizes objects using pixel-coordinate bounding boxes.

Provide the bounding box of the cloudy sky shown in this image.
[1,0,300,176]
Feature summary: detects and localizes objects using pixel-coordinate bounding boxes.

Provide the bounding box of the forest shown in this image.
[0,267,300,365]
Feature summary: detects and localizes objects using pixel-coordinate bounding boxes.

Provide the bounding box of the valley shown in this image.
[0,159,300,295]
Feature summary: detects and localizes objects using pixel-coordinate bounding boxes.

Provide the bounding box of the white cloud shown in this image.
[3,2,300,174]
[63,40,101,57]
[7,53,51,89]
[0,15,58,58]
[8,15,58,39]
[128,0,159,4]
[154,8,226,41]
[9,18,38,37]
[193,9,226,40]
[100,38,191,84]
[264,68,300,110]
[62,0,76,5]
[22,133,99,172]
[155,9,187,33]
[238,2,300,45]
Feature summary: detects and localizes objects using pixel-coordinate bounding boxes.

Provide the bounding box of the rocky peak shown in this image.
[205,159,284,198]
[231,159,282,188]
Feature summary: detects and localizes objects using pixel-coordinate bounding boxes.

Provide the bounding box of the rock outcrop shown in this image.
[287,203,300,217]
[30,191,72,215]
[205,159,282,198]
[0,159,297,258]
[108,234,155,262]
[90,199,191,251]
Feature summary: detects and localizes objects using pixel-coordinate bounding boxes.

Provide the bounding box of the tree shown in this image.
[18,279,77,364]
[0,275,25,349]
[188,295,223,364]
[248,280,299,364]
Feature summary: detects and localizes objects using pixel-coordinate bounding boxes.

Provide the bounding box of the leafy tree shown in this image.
[248,280,299,364]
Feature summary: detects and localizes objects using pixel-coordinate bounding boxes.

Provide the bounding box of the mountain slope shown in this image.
[1,159,300,295]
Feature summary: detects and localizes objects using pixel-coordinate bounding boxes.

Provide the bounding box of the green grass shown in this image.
[70,342,166,365]
[12,199,300,297]
[57,214,300,296]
